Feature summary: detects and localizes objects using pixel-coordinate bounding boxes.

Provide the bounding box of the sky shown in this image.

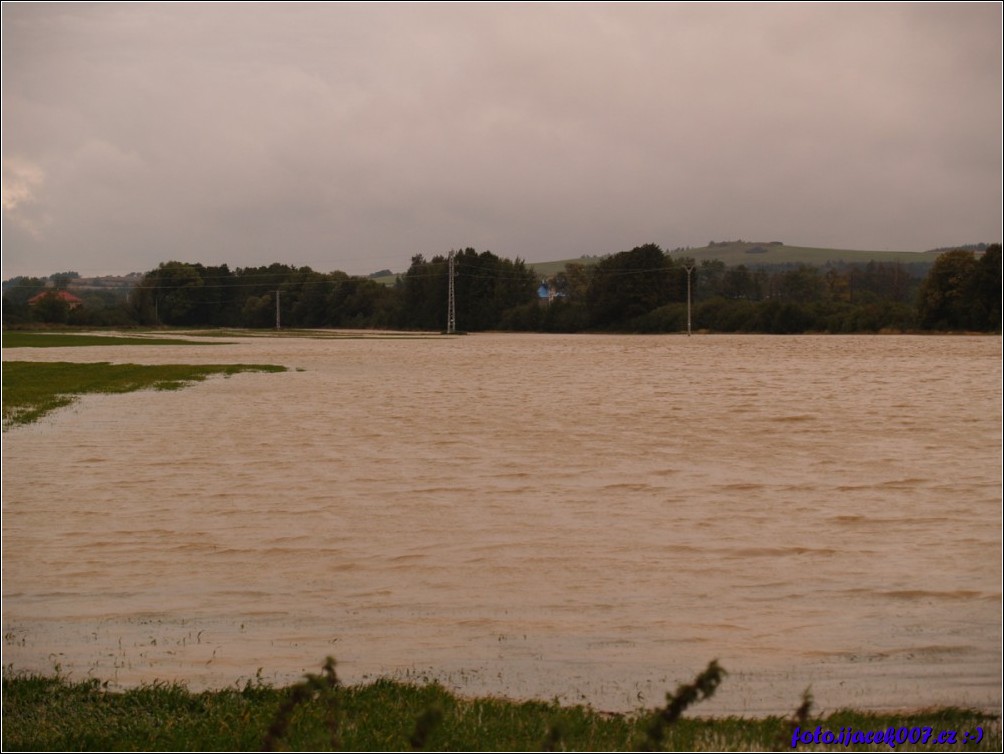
[2,2,1001,279]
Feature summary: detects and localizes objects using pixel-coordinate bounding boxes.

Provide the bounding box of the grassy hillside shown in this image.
[528,243,939,278]
[365,243,947,285]
[674,242,938,267]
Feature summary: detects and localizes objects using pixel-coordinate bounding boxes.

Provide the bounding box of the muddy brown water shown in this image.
[2,333,1000,715]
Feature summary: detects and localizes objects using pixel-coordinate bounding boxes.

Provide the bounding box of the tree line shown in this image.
[3,243,1000,333]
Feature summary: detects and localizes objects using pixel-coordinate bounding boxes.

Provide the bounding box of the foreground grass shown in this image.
[1,331,223,348]
[1,673,998,752]
[2,361,287,428]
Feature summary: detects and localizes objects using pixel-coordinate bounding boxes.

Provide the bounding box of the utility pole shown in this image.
[686,263,694,337]
[275,289,281,330]
[446,251,456,334]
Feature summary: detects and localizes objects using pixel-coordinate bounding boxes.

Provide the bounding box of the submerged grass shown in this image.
[3,328,459,344]
[174,328,457,340]
[1,332,224,348]
[1,663,999,752]
[2,361,287,428]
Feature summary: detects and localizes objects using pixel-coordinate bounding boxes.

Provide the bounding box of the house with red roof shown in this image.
[28,290,84,310]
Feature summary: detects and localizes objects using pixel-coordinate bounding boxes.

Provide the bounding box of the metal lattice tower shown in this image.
[446,251,456,334]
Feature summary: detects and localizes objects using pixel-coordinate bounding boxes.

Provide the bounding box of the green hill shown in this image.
[528,242,940,278]
[370,242,954,285]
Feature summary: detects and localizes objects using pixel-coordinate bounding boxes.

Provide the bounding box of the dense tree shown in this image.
[916,248,992,331]
[201,264,241,325]
[973,243,1002,331]
[397,254,448,330]
[454,248,537,331]
[29,291,72,324]
[50,271,80,290]
[285,271,336,328]
[696,259,726,300]
[692,297,756,332]
[241,293,276,328]
[848,261,914,304]
[774,265,826,304]
[586,243,678,327]
[552,262,593,302]
[131,262,206,326]
[328,275,398,327]
[1,276,49,324]
[720,265,765,300]
[66,290,136,327]
[395,248,536,331]
[6,241,997,334]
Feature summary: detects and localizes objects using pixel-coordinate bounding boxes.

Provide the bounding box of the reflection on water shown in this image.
[2,333,1000,715]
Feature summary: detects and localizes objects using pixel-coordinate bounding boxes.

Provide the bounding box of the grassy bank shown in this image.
[1,668,997,752]
[2,361,287,428]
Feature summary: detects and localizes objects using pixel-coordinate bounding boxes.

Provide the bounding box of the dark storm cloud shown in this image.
[2,2,1001,277]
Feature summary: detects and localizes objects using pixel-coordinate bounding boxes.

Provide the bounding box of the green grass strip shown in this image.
[176,328,454,340]
[3,330,453,345]
[2,332,223,348]
[2,361,286,428]
[1,674,998,752]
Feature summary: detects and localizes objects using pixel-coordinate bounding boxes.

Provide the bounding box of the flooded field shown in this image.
[2,333,1000,715]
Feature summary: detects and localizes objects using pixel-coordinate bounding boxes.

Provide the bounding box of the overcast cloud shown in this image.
[2,2,1001,278]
